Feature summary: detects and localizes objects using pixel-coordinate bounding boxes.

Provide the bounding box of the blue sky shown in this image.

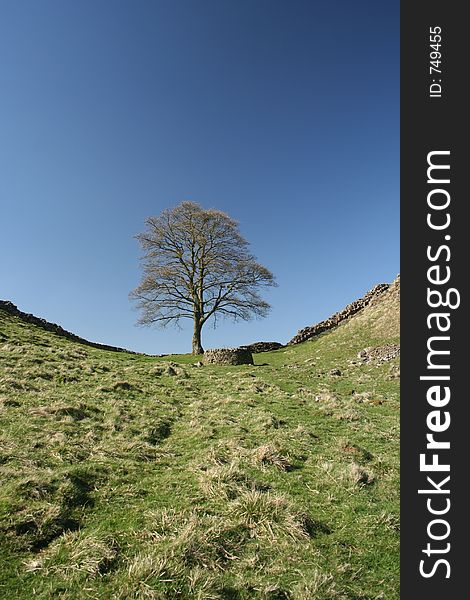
[0,0,399,354]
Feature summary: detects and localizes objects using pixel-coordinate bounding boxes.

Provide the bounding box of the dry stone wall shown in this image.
[244,341,284,353]
[288,283,390,345]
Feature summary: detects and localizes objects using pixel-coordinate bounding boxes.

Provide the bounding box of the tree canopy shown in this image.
[131,201,276,354]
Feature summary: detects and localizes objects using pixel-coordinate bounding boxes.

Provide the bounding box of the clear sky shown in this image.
[0,0,399,354]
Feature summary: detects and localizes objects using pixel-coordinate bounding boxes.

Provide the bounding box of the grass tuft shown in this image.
[0,292,399,598]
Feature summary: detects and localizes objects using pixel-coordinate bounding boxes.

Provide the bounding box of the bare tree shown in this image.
[131,201,276,354]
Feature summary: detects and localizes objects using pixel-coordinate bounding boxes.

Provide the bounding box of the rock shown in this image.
[203,347,254,366]
[357,344,400,365]
[329,368,341,376]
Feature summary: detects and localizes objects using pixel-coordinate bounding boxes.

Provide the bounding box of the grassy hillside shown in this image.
[0,288,399,600]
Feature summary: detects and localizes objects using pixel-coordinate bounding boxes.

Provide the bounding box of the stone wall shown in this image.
[244,341,284,353]
[203,347,254,365]
[0,300,141,354]
[288,283,390,345]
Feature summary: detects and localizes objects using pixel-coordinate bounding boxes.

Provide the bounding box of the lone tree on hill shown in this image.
[131,201,276,354]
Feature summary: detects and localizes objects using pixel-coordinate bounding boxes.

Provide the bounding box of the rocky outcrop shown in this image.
[244,341,284,353]
[288,283,391,345]
[0,300,140,354]
[203,347,254,365]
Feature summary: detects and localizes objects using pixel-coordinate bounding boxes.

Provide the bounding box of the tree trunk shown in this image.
[192,319,204,355]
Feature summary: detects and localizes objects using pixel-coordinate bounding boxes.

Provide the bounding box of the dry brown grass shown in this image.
[251,444,293,472]
[25,530,119,578]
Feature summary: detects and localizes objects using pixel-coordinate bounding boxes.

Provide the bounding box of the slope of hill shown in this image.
[0,285,399,600]
[0,300,145,355]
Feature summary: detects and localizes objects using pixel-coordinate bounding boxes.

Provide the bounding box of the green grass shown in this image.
[0,297,399,599]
